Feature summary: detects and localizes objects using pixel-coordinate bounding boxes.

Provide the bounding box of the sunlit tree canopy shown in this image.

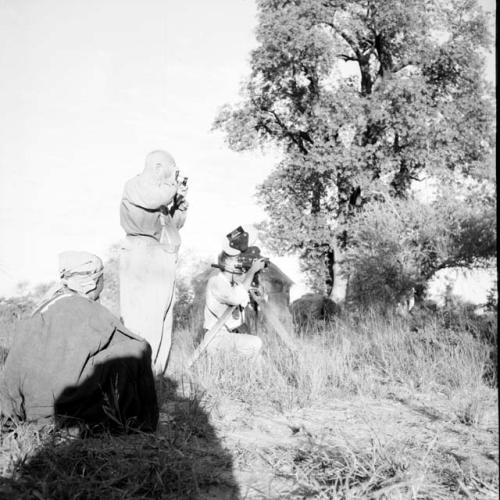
[214,0,495,296]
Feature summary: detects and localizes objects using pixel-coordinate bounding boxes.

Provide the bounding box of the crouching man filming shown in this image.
[197,226,267,361]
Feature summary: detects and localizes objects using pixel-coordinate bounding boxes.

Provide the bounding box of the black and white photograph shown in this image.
[0,0,497,498]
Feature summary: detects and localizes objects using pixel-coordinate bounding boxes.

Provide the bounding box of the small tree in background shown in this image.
[173,253,213,331]
[214,0,495,297]
[344,177,496,307]
[0,281,54,349]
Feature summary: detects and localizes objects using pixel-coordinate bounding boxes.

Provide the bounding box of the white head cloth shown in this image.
[58,251,104,296]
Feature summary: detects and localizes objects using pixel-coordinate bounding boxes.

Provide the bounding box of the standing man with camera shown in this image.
[119,150,188,376]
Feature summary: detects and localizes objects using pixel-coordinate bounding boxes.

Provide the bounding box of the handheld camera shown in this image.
[175,169,188,187]
[234,246,269,273]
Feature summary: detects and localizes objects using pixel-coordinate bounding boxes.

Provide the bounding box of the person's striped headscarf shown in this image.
[33,251,104,315]
[58,251,104,296]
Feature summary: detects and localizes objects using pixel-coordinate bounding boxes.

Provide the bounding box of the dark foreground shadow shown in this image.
[1,375,240,499]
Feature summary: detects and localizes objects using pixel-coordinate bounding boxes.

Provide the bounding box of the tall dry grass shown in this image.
[172,307,496,418]
[164,307,498,497]
[1,297,497,498]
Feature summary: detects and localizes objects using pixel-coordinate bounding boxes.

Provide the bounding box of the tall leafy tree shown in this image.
[214,0,495,295]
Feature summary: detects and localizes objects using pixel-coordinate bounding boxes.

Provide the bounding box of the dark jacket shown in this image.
[0,294,158,432]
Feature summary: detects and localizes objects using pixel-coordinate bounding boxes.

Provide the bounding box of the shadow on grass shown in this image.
[1,376,239,499]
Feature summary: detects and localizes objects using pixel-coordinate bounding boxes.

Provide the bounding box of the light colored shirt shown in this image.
[120,174,186,243]
[203,272,250,331]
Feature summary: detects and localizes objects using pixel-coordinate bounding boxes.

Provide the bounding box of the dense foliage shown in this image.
[215,0,495,297]
[344,178,496,306]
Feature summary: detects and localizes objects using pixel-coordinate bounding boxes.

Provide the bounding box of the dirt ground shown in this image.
[166,390,498,499]
[1,387,497,499]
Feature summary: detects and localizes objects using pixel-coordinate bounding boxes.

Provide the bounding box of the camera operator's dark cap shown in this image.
[222,224,258,256]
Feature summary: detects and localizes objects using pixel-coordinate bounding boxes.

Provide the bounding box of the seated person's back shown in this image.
[0,251,158,432]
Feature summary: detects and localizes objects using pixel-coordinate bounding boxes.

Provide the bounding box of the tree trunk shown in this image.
[359,57,373,96]
[325,247,334,297]
[327,244,347,303]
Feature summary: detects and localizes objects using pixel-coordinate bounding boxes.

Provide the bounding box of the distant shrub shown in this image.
[173,255,212,333]
[173,278,197,331]
[0,296,37,358]
[291,293,340,333]
[0,296,36,321]
[344,183,496,309]
[484,282,498,314]
[0,280,54,330]
[98,245,120,317]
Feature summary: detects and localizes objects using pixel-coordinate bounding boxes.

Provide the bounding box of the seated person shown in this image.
[0,251,158,433]
[202,243,266,359]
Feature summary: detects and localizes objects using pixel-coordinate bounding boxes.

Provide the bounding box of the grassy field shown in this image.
[0,300,497,499]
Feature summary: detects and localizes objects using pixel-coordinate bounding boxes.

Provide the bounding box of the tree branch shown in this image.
[337,53,359,62]
[319,21,362,58]
[267,109,310,154]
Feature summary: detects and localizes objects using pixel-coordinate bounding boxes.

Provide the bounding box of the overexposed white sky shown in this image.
[0,0,496,297]
[0,0,277,295]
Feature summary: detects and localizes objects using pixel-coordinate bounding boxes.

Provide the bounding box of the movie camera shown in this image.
[213,226,269,274]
